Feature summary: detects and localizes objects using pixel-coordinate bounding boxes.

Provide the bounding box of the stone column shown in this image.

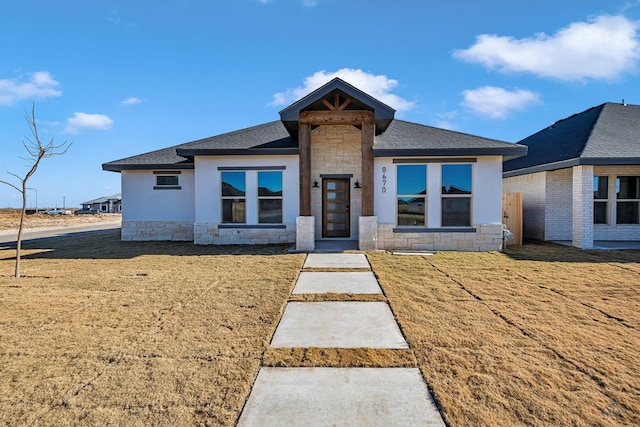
[572,165,594,249]
[296,216,315,252]
[358,216,378,251]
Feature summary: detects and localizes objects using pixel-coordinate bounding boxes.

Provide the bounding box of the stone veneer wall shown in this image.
[122,221,194,241]
[310,125,362,240]
[193,222,296,245]
[376,224,503,252]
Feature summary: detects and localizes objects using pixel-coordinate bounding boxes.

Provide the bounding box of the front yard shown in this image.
[1,232,638,425]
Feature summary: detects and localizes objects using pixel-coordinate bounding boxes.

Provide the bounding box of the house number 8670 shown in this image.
[381,166,387,193]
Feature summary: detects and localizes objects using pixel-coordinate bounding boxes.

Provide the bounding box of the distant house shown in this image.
[103,78,526,251]
[503,102,640,249]
[82,194,122,213]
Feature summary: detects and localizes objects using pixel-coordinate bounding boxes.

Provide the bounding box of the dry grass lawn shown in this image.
[2,227,639,426]
[368,244,640,426]
[0,230,304,426]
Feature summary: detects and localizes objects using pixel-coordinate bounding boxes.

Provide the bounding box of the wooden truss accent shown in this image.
[299,110,374,125]
[321,94,353,111]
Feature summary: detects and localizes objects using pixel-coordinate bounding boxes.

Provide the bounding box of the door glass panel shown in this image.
[327,202,345,210]
[327,213,345,221]
[327,192,345,200]
[327,223,346,231]
[327,182,336,190]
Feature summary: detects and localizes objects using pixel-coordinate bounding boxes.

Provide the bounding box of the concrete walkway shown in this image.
[238,253,445,426]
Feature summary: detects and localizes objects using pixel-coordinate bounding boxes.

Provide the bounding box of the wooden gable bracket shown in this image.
[321,94,353,111]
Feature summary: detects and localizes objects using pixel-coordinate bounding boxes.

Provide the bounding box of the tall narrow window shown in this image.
[397,165,426,226]
[593,176,608,224]
[221,171,246,223]
[258,171,283,223]
[441,164,472,227]
[616,176,640,224]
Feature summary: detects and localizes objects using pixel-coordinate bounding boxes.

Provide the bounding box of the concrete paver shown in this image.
[271,302,408,348]
[303,253,370,269]
[237,367,446,426]
[292,271,381,294]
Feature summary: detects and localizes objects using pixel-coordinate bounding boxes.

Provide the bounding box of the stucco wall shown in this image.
[192,155,298,244]
[374,156,504,227]
[503,172,546,240]
[310,125,362,240]
[121,170,195,222]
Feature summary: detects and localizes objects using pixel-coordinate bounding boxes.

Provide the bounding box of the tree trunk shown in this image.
[15,185,27,278]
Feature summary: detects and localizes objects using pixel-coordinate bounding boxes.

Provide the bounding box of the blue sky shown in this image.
[1,0,639,208]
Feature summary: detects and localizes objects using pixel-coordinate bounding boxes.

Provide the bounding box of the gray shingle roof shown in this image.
[374,120,526,158]
[504,102,640,177]
[103,117,526,171]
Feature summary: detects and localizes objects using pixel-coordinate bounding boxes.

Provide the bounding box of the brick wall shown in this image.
[503,172,546,240]
[545,169,573,240]
[572,165,594,248]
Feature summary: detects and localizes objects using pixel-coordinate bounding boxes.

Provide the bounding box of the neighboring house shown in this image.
[82,194,122,213]
[503,102,640,249]
[103,78,526,251]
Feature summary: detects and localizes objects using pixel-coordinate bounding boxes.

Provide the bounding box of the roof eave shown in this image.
[176,148,299,157]
[102,163,195,172]
[503,156,640,178]
[374,146,527,158]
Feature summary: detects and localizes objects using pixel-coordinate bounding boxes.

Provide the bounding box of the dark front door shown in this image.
[322,178,350,237]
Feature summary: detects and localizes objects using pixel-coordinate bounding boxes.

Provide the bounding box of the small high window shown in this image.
[154,171,181,189]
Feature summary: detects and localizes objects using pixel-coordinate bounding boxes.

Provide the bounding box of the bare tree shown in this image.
[0,105,71,278]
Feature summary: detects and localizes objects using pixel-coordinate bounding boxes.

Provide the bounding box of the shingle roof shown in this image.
[374,120,526,158]
[83,193,121,204]
[504,102,640,177]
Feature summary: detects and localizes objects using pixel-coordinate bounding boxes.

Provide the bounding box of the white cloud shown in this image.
[454,15,640,80]
[0,71,62,105]
[435,120,456,131]
[64,112,114,133]
[461,86,540,119]
[270,68,415,112]
[121,97,142,105]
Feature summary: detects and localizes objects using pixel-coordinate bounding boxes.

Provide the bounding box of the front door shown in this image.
[322,178,350,237]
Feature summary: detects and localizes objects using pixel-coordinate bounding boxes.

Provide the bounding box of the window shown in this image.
[396,165,427,226]
[221,171,246,223]
[616,176,640,224]
[258,171,283,223]
[593,176,608,224]
[154,171,181,189]
[441,164,472,226]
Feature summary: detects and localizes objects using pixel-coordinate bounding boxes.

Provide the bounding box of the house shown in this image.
[82,194,122,213]
[503,102,640,249]
[103,78,526,251]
